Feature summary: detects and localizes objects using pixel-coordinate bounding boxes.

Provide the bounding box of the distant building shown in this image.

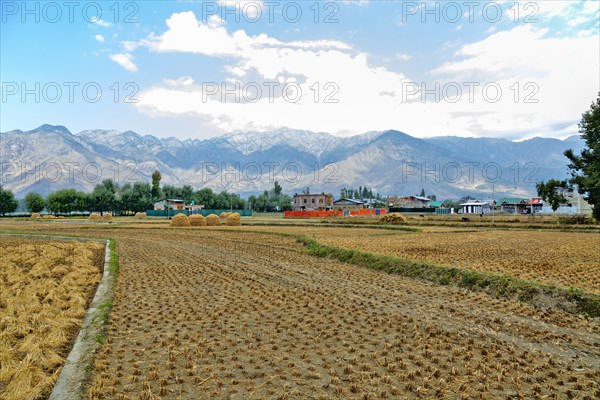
[293,193,333,211]
[497,197,530,213]
[386,196,431,208]
[154,199,204,211]
[154,199,185,210]
[459,200,491,214]
[333,198,365,210]
[540,191,592,215]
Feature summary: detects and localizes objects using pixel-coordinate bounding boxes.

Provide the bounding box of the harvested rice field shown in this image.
[0,237,105,399]
[232,226,600,294]
[0,221,598,399]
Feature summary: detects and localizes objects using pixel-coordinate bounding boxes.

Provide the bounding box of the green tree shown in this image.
[419,188,426,197]
[273,181,282,196]
[536,179,570,212]
[89,180,118,214]
[565,93,600,220]
[151,170,162,200]
[0,186,19,215]
[121,182,153,213]
[46,189,87,214]
[24,192,45,213]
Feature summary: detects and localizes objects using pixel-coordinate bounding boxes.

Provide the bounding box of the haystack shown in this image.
[205,214,221,226]
[31,213,41,219]
[134,212,147,219]
[226,212,241,226]
[88,213,102,221]
[170,213,190,227]
[220,212,230,219]
[102,214,113,222]
[41,215,56,219]
[379,213,408,225]
[189,214,207,226]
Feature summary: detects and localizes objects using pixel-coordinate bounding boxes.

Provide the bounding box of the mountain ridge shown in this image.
[1,124,584,199]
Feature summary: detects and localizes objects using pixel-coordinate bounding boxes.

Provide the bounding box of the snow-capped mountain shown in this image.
[0,124,584,198]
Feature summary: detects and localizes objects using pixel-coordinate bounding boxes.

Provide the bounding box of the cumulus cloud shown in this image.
[133,11,599,139]
[110,53,138,72]
[95,34,105,42]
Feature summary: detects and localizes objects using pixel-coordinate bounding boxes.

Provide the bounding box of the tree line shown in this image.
[0,171,247,215]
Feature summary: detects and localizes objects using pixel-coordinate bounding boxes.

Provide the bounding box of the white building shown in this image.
[459,201,491,214]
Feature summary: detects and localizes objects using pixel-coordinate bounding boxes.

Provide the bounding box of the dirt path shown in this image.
[1,223,598,398]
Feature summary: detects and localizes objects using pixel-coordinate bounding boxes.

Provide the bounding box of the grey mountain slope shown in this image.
[1,124,584,198]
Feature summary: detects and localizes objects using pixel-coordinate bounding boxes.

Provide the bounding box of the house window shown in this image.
[304,199,307,204]
[319,199,324,203]
[312,198,315,203]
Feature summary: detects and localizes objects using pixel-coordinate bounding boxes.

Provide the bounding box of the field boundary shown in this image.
[297,235,600,318]
[0,233,119,400]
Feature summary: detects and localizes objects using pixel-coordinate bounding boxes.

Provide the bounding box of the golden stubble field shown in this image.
[238,226,600,294]
[0,221,598,399]
[0,237,105,399]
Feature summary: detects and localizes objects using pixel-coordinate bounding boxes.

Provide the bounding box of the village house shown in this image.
[459,200,491,214]
[154,199,204,212]
[292,193,334,211]
[385,196,431,208]
[333,198,365,210]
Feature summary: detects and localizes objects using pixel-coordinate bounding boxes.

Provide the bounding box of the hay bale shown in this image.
[220,212,230,219]
[379,212,408,225]
[102,214,113,222]
[89,213,102,221]
[189,214,206,226]
[205,214,221,226]
[170,213,190,227]
[226,212,241,226]
[41,214,56,219]
[134,212,147,219]
[31,213,41,219]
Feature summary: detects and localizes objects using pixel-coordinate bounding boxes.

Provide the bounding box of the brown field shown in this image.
[0,237,105,399]
[0,221,598,399]
[232,225,600,294]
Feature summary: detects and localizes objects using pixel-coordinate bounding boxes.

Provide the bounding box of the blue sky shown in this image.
[1,0,598,139]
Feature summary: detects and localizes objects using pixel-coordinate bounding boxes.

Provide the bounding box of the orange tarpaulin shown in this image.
[284,209,386,218]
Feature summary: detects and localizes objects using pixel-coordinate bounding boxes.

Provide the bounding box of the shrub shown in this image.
[226,212,241,226]
[31,213,41,219]
[379,213,408,225]
[89,213,102,221]
[189,214,207,226]
[206,214,221,226]
[170,213,190,227]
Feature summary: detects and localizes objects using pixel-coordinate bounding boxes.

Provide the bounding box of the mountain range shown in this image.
[0,124,584,199]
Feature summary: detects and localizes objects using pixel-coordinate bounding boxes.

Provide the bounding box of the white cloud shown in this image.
[90,16,111,27]
[95,34,105,43]
[110,53,138,72]
[134,12,599,139]
[395,53,412,61]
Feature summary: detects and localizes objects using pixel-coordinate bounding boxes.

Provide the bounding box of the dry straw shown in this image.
[170,213,190,227]
[189,214,207,226]
[380,213,408,224]
[134,212,147,219]
[31,213,41,219]
[41,215,56,219]
[205,214,221,226]
[226,212,241,226]
[102,214,113,222]
[89,213,102,221]
[219,212,230,219]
